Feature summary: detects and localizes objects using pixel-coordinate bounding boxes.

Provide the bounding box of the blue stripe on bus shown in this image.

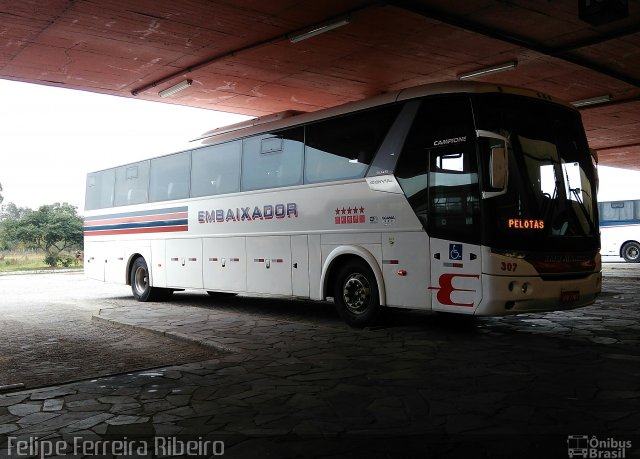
[84,206,189,222]
[600,220,640,227]
[83,219,189,232]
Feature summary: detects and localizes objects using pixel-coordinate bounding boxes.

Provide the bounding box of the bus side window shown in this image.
[113,161,149,207]
[149,151,190,202]
[241,128,303,191]
[85,169,115,210]
[304,105,400,184]
[395,140,428,224]
[191,140,241,197]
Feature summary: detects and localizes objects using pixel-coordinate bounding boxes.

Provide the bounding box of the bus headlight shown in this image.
[508,281,532,295]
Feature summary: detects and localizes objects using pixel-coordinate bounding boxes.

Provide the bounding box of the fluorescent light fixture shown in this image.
[457,61,518,80]
[571,94,612,108]
[158,79,192,98]
[289,17,350,43]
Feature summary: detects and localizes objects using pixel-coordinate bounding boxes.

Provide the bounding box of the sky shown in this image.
[0,78,639,214]
[0,79,250,212]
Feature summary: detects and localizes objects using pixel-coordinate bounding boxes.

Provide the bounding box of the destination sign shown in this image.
[508,218,545,230]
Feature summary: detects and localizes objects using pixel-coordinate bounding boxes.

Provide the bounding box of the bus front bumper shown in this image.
[474,271,602,316]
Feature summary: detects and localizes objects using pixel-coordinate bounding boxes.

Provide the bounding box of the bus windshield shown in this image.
[474,93,599,252]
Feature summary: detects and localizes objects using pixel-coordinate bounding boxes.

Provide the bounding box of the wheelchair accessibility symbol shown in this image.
[449,243,463,261]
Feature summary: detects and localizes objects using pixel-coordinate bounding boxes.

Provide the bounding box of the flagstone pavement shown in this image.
[1,267,639,458]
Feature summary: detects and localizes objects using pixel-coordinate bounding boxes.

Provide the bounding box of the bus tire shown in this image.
[333,260,381,327]
[130,257,173,301]
[621,241,640,263]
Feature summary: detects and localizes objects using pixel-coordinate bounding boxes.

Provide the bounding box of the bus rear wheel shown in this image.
[333,260,381,327]
[130,257,173,301]
[622,241,640,263]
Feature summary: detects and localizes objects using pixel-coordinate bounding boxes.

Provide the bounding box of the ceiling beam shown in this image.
[386,0,640,88]
[553,23,640,53]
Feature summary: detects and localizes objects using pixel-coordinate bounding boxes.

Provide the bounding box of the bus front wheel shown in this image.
[130,257,173,301]
[333,260,381,327]
[621,241,640,263]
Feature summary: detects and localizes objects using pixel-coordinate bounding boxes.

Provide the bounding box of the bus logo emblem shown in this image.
[429,273,480,307]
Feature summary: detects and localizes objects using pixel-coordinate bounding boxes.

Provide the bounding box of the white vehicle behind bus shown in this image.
[599,199,640,262]
[84,81,601,327]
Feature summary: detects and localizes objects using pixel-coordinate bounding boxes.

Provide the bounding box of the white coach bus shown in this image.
[599,199,640,262]
[84,81,601,326]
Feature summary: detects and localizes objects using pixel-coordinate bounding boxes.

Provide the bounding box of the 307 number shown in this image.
[501,262,517,272]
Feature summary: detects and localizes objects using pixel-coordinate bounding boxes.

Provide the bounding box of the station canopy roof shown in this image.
[1,0,639,168]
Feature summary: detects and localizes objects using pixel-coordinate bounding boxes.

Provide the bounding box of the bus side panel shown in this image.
[292,235,310,297]
[151,239,167,288]
[308,234,322,300]
[84,241,105,282]
[203,237,247,293]
[104,243,125,284]
[382,232,430,309]
[600,225,639,257]
[86,240,131,285]
[166,238,203,289]
[246,236,292,295]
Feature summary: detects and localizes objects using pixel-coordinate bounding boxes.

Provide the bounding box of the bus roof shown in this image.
[193,80,569,146]
[87,81,570,175]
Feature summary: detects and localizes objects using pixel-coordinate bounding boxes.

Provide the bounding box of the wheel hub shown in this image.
[133,266,148,295]
[342,274,371,315]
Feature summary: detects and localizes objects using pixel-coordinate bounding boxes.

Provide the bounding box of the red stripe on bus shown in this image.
[84,212,188,227]
[84,225,188,236]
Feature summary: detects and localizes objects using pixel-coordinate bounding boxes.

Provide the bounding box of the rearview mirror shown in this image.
[490,146,507,189]
[477,130,509,199]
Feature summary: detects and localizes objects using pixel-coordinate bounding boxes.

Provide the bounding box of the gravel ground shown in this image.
[0,272,217,390]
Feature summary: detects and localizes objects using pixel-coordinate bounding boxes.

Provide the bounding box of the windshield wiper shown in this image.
[569,187,596,235]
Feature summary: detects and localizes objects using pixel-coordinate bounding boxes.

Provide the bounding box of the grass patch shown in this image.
[0,252,83,273]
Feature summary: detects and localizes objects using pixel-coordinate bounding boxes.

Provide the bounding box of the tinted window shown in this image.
[475,93,598,251]
[428,147,480,242]
[113,161,149,207]
[149,152,191,202]
[304,106,400,183]
[396,96,479,243]
[191,141,241,197]
[242,128,304,191]
[85,169,115,210]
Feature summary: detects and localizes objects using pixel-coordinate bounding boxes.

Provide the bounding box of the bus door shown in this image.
[427,147,483,314]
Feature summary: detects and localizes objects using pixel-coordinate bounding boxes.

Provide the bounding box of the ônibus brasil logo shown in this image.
[567,435,632,458]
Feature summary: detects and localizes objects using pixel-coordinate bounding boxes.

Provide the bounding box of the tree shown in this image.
[0,202,33,250]
[0,182,3,205]
[0,202,31,221]
[1,203,83,266]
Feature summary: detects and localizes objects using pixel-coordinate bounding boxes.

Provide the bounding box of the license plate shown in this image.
[561,290,580,303]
